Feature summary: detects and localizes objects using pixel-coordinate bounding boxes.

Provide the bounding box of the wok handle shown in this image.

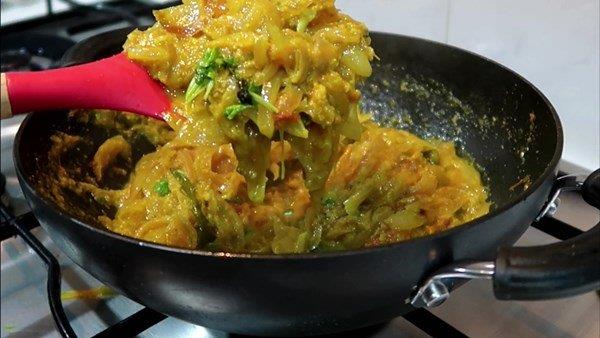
[494,169,600,300]
[582,169,600,209]
[411,169,600,308]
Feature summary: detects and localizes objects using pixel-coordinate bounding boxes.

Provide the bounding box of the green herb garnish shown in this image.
[248,84,277,112]
[185,48,237,103]
[223,104,253,120]
[322,197,335,209]
[225,82,278,120]
[154,179,170,196]
[283,209,294,217]
[221,57,238,70]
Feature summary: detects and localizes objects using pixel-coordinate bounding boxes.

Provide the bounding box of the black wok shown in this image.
[13,28,600,336]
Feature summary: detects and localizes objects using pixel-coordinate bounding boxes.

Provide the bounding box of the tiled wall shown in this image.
[339,0,600,171]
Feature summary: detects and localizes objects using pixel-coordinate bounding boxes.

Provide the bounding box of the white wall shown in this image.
[339,0,600,171]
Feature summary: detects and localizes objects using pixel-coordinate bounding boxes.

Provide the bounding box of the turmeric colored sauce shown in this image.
[43,0,489,253]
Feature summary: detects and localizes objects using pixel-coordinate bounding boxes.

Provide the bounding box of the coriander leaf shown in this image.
[185,48,232,103]
[154,179,170,196]
[185,78,205,103]
[249,92,277,112]
[322,197,335,209]
[222,57,238,70]
[248,83,262,95]
[185,69,213,103]
[203,75,216,100]
[224,104,253,120]
[237,81,277,112]
[200,48,219,67]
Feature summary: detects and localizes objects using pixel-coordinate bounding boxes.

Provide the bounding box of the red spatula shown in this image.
[0,53,170,120]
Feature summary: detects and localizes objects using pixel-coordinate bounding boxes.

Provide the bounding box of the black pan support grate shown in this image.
[0,196,585,338]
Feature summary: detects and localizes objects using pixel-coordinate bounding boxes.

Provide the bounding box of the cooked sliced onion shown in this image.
[341,46,372,77]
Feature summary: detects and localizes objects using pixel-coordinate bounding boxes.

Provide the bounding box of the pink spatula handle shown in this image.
[0,53,170,120]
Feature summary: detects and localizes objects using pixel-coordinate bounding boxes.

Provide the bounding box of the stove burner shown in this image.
[0,33,75,71]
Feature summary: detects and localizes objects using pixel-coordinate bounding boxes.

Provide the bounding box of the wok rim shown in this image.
[14,31,564,260]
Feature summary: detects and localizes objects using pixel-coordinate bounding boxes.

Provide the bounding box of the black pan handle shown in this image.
[411,169,600,308]
[582,169,600,209]
[494,169,600,300]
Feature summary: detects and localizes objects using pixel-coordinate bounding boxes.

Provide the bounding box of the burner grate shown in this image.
[93,308,167,338]
[0,205,75,338]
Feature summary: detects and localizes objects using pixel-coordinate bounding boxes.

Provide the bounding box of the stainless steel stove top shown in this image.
[1,3,599,337]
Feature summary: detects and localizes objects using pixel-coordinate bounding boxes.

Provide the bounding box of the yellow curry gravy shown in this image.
[43,0,489,253]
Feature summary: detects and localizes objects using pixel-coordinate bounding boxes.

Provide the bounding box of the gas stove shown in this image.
[1,2,599,337]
